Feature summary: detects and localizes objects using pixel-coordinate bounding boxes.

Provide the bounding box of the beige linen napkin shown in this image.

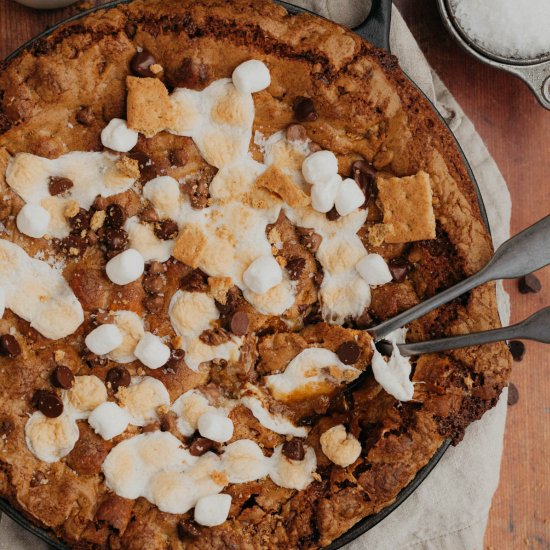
[0,2,512,548]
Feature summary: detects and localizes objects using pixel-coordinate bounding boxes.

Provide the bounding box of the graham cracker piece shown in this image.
[126,76,176,138]
[172,224,207,268]
[208,276,233,304]
[371,171,436,244]
[115,155,140,180]
[256,166,310,208]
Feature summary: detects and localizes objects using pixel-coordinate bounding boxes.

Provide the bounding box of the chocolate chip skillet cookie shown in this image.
[0,0,511,548]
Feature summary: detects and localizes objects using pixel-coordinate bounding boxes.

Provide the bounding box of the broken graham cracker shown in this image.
[172,224,207,268]
[369,170,436,244]
[256,166,310,207]
[208,276,233,304]
[126,76,177,138]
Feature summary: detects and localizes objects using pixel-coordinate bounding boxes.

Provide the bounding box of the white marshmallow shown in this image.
[16,203,51,238]
[194,493,232,527]
[85,324,124,355]
[243,255,283,294]
[134,332,171,369]
[106,249,144,285]
[311,174,341,213]
[0,287,4,319]
[356,254,393,286]
[232,60,271,94]
[88,401,130,440]
[197,410,234,443]
[101,118,139,152]
[302,150,338,185]
[335,178,365,216]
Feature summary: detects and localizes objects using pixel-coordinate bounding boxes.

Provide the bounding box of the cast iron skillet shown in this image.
[0,0,491,547]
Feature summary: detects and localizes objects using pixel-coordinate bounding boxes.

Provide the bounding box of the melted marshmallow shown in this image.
[265,348,361,403]
[169,291,242,371]
[269,444,317,491]
[117,376,171,426]
[25,412,79,463]
[0,239,83,339]
[5,152,136,238]
[220,439,270,483]
[107,310,145,364]
[125,216,174,263]
[171,389,214,436]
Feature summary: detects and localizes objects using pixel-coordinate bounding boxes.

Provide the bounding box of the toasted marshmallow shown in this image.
[269,444,317,490]
[16,204,51,238]
[194,493,232,527]
[89,401,130,440]
[319,424,361,467]
[101,118,139,152]
[356,253,393,286]
[221,439,270,483]
[311,174,341,213]
[197,410,234,443]
[85,324,124,355]
[232,60,271,94]
[106,248,145,285]
[0,287,4,319]
[335,178,365,216]
[243,255,283,294]
[134,332,171,369]
[302,150,338,185]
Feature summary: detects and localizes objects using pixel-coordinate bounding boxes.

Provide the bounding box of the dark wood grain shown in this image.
[1,0,549,548]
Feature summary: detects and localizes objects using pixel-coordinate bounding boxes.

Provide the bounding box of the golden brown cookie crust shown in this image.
[0,1,510,548]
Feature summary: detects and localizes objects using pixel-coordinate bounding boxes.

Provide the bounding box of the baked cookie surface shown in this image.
[0,1,511,548]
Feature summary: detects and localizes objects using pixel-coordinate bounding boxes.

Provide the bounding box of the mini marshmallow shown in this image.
[0,287,4,319]
[302,150,338,185]
[85,324,124,355]
[134,332,171,369]
[243,255,283,294]
[232,60,271,94]
[88,401,130,440]
[311,174,341,213]
[16,204,51,238]
[106,249,145,285]
[335,178,365,216]
[101,118,139,152]
[194,494,232,527]
[197,410,234,443]
[356,254,393,286]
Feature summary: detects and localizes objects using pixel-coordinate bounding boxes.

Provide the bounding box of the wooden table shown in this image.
[1,0,549,548]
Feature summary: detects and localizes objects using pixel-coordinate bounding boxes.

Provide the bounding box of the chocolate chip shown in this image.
[313,270,324,286]
[293,96,318,122]
[0,419,14,436]
[59,235,88,257]
[507,382,519,406]
[164,348,185,374]
[180,269,208,292]
[286,124,307,142]
[129,151,160,182]
[148,261,166,274]
[375,339,393,357]
[518,273,542,294]
[130,49,157,78]
[48,176,73,196]
[141,204,160,223]
[170,149,189,166]
[282,438,305,461]
[33,390,63,418]
[82,352,108,369]
[144,294,164,313]
[0,334,21,358]
[177,520,200,540]
[69,208,90,233]
[160,413,175,432]
[229,311,249,336]
[171,58,209,90]
[143,274,164,294]
[296,227,322,253]
[154,219,178,240]
[286,257,306,281]
[189,437,215,456]
[30,471,46,487]
[76,105,94,126]
[105,367,131,392]
[388,258,410,283]
[336,341,361,365]
[508,340,525,362]
[51,365,75,389]
[103,228,128,251]
[105,204,126,229]
[326,207,341,222]
[351,160,375,206]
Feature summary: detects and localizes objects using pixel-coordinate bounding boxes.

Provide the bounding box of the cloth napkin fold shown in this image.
[0,2,512,549]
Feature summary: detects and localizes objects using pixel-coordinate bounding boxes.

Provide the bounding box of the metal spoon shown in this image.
[385,306,550,357]
[368,214,550,342]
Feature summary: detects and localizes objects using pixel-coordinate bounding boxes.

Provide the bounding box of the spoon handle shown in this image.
[397,306,550,357]
[369,214,550,341]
